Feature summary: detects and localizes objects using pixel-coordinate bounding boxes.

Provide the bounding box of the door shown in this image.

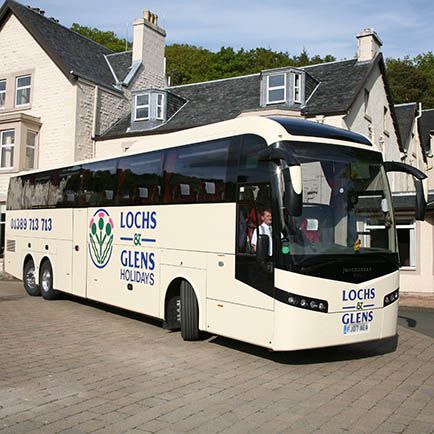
[72,208,87,297]
[235,182,274,298]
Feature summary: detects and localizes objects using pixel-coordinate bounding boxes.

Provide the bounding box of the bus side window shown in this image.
[163,139,230,204]
[238,134,269,184]
[81,160,118,207]
[116,151,163,206]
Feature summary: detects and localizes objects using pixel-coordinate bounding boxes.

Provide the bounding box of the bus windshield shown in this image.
[282,142,396,261]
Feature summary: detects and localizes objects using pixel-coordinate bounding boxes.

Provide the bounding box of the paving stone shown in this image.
[1,281,434,434]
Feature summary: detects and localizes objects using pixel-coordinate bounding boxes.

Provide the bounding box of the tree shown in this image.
[386,53,434,108]
[70,23,131,52]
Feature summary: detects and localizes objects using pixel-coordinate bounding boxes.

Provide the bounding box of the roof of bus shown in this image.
[15,116,378,177]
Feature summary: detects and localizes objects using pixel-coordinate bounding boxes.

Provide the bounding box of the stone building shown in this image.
[0,0,167,250]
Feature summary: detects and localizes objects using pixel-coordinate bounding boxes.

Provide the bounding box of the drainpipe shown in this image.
[92,85,99,158]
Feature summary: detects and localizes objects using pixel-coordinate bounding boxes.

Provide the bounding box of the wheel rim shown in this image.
[25,266,36,290]
[41,269,51,292]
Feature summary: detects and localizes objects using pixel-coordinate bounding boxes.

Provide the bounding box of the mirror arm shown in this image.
[384,161,427,180]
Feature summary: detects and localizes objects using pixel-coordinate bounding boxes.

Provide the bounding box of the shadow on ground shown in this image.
[61,292,399,365]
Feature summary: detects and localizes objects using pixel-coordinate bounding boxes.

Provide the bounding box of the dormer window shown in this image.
[131,90,170,131]
[262,69,306,107]
[135,94,150,120]
[266,74,286,104]
[293,73,302,103]
[156,93,164,120]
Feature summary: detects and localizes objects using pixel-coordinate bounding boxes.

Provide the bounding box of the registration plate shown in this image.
[343,322,369,334]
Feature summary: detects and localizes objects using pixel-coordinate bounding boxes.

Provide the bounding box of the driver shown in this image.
[251,209,273,256]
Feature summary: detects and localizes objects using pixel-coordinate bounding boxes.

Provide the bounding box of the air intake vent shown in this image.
[6,239,16,252]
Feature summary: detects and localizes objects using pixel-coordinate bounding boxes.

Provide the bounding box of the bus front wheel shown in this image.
[23,259,40,296]
[180,280,200,341]
[40,261,59,300]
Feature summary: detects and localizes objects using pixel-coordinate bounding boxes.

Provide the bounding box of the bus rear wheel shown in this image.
[23,259,40,296]
[180,280,200,341]
[40,261,59,300]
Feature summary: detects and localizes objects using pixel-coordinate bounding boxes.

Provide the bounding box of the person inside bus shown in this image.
[250,208,273,256]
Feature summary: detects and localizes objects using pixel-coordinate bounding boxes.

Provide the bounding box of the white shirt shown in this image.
[251,223,273,256]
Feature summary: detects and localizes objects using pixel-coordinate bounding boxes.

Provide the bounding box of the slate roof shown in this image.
[98,54,400,147]
[0,0,129,91]
[302,59,371,115]
[419,109,434,155]
[106,51,133,83]
[394,103,417,150]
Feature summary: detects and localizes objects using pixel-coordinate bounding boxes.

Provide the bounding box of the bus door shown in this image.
[72,208,87,297]
[235,183,274,299]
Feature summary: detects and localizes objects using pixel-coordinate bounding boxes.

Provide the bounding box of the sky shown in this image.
[22,0,434,60]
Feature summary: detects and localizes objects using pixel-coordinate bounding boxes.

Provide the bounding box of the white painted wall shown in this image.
[0,14,76,201]
[344,63,402,191]
[400,216,434,294]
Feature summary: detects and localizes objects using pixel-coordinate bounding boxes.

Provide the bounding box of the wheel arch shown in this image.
[163,273,203,326]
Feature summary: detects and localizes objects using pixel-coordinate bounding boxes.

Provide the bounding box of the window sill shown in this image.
[384,130,390,138]
[400,266,416,271]
[0,167,19,174]
[364,113,372,122]
[0,105,32,115]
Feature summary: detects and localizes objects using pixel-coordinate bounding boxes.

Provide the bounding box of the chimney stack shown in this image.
[356,28,382,62]
[132,9,166,85]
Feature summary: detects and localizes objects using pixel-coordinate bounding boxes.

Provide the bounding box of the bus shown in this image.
[4,116,427,351]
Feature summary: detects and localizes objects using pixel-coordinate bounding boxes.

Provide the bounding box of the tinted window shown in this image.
[117,151,163,205]
[163,139,231,204]
[238,134,270,183]
[81,160,118,207]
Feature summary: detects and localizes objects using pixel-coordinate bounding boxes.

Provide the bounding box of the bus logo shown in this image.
[89,209,114,269]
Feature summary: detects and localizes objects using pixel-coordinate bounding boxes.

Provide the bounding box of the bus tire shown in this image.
[39,261,59,300]
[180,280,200,341]
[23,259,40,296]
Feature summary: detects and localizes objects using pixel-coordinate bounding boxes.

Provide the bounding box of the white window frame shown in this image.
[396,220,416,270]
[293,73,302,103]
[0,129,15,169]
[0,79,6,109]
[15,75,31,107]
[266,73,286,105]
[134,93,150,121]
[156,93,165,120]
[364,89,370,116]
[383,106,389,134]
[25,130,38,170]
[364,219,416,270]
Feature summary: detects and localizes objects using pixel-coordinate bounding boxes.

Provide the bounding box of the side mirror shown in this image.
[415,178,427,221]
[256,234,269,264]
[384,161,427,221]
[282,165,302,217]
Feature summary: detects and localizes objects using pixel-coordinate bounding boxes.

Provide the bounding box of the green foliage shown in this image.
[386,53,434,108]
[166,45,336,85]
[70,23,132,52]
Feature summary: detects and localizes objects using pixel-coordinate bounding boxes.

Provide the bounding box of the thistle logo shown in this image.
[89,209,114,268]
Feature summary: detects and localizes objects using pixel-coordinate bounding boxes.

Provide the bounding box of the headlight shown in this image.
[286,291,328,313]
[384,289,399,307]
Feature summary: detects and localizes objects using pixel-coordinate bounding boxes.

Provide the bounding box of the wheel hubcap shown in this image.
[25,267,36,289]
[41,269,51,292]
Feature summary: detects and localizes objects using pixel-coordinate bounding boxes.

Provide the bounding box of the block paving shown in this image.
[0,281,433,433]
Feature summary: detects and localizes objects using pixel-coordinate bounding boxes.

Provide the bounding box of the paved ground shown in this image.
[398,309,434,339]
[0,281,433,434]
